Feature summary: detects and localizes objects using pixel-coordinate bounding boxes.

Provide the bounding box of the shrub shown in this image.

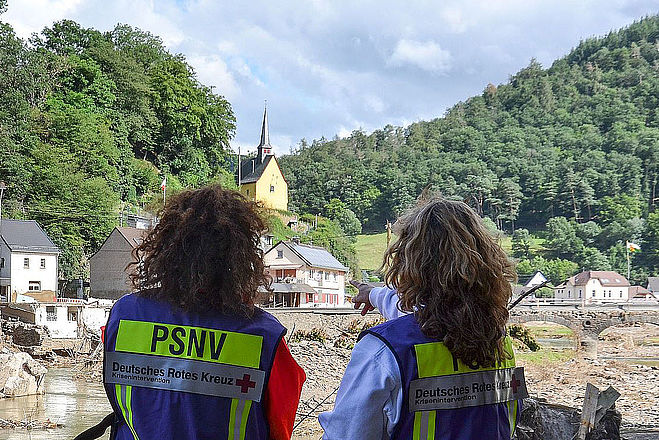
[508,325,541,351]
[289,327,328,343]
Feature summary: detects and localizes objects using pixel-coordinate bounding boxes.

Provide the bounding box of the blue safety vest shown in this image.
[361,314,526,440]
[103,293,286,440]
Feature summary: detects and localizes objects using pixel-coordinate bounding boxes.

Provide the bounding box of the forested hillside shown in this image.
[280,16,659,283]
[0,7,235,277]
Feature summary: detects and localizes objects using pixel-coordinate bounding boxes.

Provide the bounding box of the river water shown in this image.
[0,368,112,440]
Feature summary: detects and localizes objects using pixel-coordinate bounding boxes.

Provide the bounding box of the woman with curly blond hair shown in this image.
[320,197,526,440]
[102,185,305,440]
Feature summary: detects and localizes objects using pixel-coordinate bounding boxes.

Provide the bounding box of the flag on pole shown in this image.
[161,176,167,191]
[626,241,641,253]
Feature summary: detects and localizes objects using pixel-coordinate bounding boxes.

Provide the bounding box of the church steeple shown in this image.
[257,102,272,163]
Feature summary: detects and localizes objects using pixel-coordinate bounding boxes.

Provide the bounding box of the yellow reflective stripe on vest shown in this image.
[507,399,518,438]
[115,384,140,440]
[228,398,253,440]
[413,410,437,440]
[115,320,262,368]
[411,336,516,439]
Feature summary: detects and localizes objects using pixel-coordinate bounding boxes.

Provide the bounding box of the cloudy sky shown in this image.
[3,0,658,154]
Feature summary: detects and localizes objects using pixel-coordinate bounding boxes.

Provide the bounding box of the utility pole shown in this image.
[0,181,5,231]
[386,220,392,247]
[238,145,241,187]
[626,241,631,281]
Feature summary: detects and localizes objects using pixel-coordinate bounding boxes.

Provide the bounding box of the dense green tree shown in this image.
[511,228,533,259]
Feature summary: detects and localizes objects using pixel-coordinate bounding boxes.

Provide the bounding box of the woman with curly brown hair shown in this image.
[320,197,527,440]
[102,185,305,440]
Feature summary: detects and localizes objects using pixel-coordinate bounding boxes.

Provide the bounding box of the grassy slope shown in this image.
[355,233,389,271]
[357,233,546,272]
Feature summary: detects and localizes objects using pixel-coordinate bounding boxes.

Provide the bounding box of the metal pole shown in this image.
[0,181,6,231]
[626,241,631,281]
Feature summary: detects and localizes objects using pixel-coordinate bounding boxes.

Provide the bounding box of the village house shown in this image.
[89,227,145,300]
[554,270,630,303]
[628,285,657,302]
[513,270,548,298]
[239,106,288,211]
[263,240,348,307]
[0,220,60,303]
[1,299,110,339]
[648,277,659,295]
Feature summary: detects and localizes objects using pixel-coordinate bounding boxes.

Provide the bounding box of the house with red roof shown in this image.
[554,270,630,303]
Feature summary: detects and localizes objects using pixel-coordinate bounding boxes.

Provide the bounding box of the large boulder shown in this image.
[517,398,621,440]
[0,351,48,397]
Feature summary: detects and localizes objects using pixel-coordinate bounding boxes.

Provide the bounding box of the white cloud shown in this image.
[3,0,84,37]
[388,39,452,73]
[2,0,655,150]
[186,54,240,100]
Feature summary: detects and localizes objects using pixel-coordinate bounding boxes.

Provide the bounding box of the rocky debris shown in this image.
[0,351,48,397]
[0,417,63,430]
[517,398,621,440]
[1,321,52,357]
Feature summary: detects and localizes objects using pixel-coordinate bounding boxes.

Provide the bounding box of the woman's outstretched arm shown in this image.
[319,334,402,440]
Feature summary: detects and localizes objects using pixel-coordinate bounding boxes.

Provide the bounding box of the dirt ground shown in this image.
[276,313,659,440]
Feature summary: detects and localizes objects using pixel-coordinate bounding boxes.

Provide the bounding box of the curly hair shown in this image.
[382,197,516,367]
[128,185,270,317]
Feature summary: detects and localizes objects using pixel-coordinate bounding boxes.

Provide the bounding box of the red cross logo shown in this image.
[236,374,256,393]
[511,375,520,394]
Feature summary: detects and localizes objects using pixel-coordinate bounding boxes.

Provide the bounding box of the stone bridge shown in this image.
[508,306,659,355]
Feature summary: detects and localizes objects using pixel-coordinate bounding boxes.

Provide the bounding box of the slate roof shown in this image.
[568,271,630,287]
[271,241,349,272]
[116,227,147,248]
[240,155,273,184]
[0,220,59,253]
[647,277,659,293]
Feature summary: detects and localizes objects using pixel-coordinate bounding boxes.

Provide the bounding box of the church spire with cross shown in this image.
[257,102,272,164]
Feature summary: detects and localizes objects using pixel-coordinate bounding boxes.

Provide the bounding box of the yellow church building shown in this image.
[239,106,289,211]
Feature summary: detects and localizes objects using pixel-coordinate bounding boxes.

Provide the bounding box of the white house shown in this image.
[263,240,348,307]
[1,299,110,339]
[513,271,548,298]
[0,220,60,303]
[554,271,630,303]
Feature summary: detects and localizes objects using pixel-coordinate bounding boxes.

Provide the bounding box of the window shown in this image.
[270,185,275,192]
[24,258,29,269]
[568,290,571,298]
[309,270,314,278]
[579,289,582,298]
[40,258,46,269]
[46,306,56,321]
[277,250,283,259]
[325,272,330,280]
[0,257,4,268]
[592,290,596,297]
[67,307,78,322]
[28,281,41,292]
[246,189,250,195]
[619,291,623,298]
[333,273,337,281]
[608,290,612,298]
